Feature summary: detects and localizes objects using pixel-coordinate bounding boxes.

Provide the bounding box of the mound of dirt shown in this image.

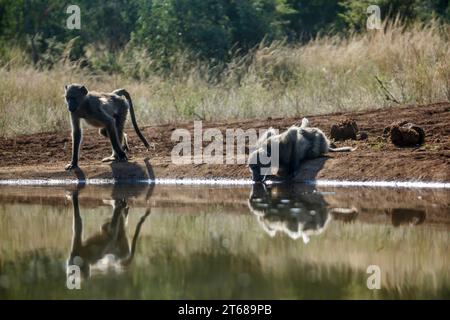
[384,121,425,147]
[358,131,368,140]
[330,119,358,141]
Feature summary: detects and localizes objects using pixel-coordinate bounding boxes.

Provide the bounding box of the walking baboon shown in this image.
[248,118,355,182]
[64,84,150,170]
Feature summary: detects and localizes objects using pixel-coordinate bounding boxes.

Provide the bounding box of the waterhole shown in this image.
[0,183,448,299]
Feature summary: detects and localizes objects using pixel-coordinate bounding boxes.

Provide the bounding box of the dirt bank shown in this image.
[0,102,449,182]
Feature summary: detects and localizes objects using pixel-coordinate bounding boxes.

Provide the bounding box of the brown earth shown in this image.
[0,102,449,182]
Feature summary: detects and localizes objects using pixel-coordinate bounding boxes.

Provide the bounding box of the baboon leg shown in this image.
[103,110,129,160]
[115,113,129,152]
[122,133,130,152]
[66,116,82,170]
[99,128,108,138]
[102,118,127,163]
[100,124,127,152]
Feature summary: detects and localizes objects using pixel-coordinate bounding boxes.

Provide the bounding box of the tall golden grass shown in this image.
[0,21,449,137]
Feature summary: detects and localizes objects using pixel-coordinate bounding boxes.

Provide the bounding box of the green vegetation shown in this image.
[1,0,449,68]
[0,1,449,136]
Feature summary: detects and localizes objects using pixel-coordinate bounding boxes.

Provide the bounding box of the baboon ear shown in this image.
[80,85,88,95]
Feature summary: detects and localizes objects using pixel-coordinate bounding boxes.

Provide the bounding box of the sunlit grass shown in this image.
[1,21,449,137]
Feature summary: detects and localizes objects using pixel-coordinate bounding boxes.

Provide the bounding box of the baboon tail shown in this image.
[114,89,150,150]
[328,146,357,152]
[300,118,310,128]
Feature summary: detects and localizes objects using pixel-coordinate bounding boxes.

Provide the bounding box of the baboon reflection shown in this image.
[248,184,428,240]
[248,184,361,243]
[66,186,152,278]
[248,183,332,243]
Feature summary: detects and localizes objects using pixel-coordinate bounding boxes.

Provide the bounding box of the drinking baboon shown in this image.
[64,84,150,170]
[248,118,355,182]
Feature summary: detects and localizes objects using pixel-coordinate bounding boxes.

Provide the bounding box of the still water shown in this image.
[0,183,449,299]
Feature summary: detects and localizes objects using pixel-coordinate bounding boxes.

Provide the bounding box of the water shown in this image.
[0,183,449,299]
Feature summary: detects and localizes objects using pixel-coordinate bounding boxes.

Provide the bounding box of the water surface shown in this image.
[0,183,449,299]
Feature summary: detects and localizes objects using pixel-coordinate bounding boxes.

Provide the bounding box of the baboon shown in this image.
[67,190,150,278]
[248,118,355,182]
[64,84,150,170]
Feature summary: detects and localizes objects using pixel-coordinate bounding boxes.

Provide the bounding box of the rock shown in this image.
[330,119,358,141]
[384,121,425,147]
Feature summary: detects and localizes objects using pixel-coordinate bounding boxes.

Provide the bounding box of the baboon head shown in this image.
[248,150,265,182]
[248,143,275,182]
[64,83,88,112]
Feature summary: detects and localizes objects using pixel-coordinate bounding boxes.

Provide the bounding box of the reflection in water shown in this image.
[67,184,153,279]
[386,208,426,227]
[248,183,331,243]
[0,184,448,299]
[329,207,359,223]
[248,183,431,242]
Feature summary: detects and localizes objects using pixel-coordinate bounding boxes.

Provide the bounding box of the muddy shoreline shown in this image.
[0,102,449,182]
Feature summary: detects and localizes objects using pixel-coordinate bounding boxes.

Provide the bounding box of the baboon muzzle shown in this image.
[67,101,78,113]
[250,165,266,183]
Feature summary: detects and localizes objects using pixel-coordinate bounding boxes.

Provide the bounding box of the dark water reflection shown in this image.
[0,184,449,299]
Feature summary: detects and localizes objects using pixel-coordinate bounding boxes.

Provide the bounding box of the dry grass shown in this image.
[0,21,449,137]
